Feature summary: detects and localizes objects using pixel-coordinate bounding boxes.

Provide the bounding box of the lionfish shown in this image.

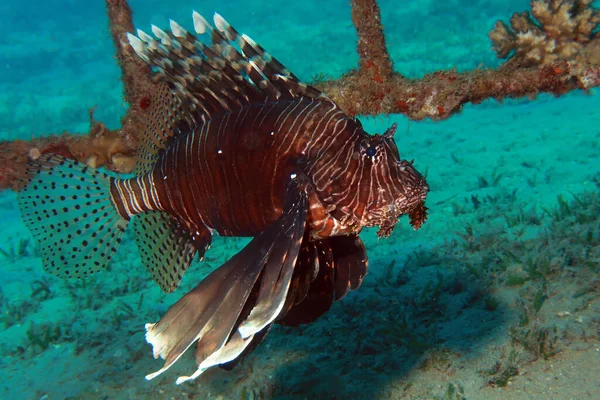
[17,11,429,383]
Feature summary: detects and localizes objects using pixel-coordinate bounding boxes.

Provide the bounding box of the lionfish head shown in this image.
[358,123,430,238]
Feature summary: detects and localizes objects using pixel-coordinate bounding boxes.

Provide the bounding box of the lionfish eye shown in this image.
[365,146,377,157]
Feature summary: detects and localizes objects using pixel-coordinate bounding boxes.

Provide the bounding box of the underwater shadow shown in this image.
[200,246,507,399]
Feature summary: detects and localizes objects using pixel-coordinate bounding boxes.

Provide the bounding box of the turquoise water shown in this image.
[1,0,599,399]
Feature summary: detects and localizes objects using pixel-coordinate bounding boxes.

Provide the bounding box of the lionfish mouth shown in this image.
[375,194,428,238]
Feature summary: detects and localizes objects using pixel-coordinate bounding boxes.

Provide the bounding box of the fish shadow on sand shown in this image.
[199,248,507,399]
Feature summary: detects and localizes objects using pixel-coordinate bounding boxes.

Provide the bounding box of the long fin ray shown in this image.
[127,11,332,125]
[218,324,272,373]
[237,206,305,338]
[144,176,308,383]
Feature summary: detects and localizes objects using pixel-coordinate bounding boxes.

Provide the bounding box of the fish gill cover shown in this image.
[0,0,599,399]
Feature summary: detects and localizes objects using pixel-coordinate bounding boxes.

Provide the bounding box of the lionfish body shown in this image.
[17,12,429,384]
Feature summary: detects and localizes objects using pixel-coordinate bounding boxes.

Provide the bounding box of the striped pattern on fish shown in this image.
[17,11,430,384]
[112,97,358,237]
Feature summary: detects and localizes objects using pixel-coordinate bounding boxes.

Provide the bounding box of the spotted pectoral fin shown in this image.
[133,211,212,293]
[144,176,308,384]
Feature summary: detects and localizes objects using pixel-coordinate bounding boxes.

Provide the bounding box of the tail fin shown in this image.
[17,154,128,278]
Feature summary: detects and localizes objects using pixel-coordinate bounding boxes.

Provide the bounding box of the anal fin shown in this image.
[133,211,212,293]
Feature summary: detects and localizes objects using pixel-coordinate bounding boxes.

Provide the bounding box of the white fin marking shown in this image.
[137,29,154,44]
[170,19,187,37]
[151,24,172,46]
[127,33,147,58]
[192,11,209,34]
[213,13,228,32]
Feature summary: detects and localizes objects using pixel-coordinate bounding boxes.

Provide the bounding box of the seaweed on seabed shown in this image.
[0,279,54,330]
[239,386,267,400]
[540,193,574,221]
[25,321,63,352]
[509,322,562,362]
[110,300,136,328]
[0,297,40,329]
[63,275,104,311]
[0,237,33,261]
[30,277,53,301]
[437,183,600,388]
[477,168,504,189]
[504,205,541,228]
[479,350,520,388]
[441,383,466,400]
[418,348,462,374]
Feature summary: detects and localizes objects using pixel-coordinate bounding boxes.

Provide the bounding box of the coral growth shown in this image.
[69,110,137,173]
[0,110,136,191]
[489,0,600,67]
[351,0,394,80]
[1,0,600,192]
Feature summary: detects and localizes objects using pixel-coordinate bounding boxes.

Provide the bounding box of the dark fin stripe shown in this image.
[134,82,194,176]
[127,12,331,123]
[144,176,308,383]
[277,239,335,327]
[331,234,369,301]
[133,211,211,293]
[334,254,351,301]
[277,235,368,325]
[17,154,128,278]
[277,233,319,320]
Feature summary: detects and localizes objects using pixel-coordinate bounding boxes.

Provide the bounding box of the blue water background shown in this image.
[0,0,537,140]
[1,0,599,399]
